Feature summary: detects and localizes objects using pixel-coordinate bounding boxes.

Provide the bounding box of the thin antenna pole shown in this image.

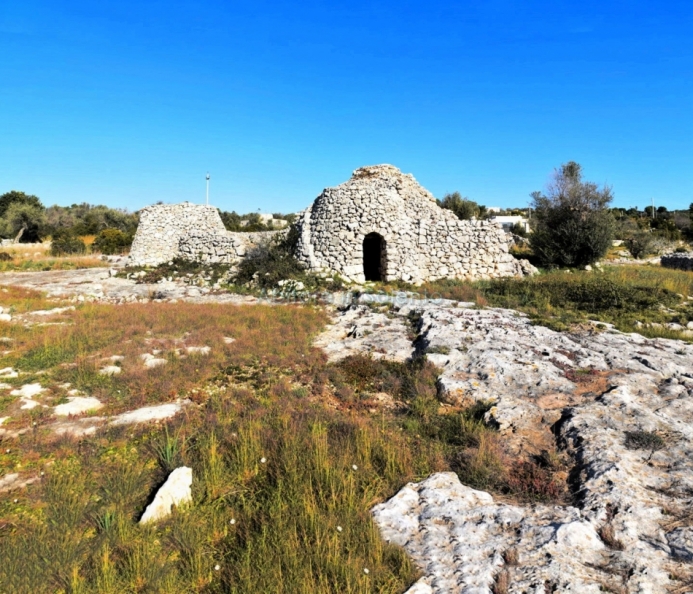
[652,197,655,219]
[206,173,210,206]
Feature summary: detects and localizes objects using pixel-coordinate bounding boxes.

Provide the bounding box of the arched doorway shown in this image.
[363,233,385,281]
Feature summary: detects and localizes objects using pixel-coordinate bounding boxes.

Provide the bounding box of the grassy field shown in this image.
[0,242,107,272]
[415,264,693,340]
[4,262,686,592]
[0,288,566,594]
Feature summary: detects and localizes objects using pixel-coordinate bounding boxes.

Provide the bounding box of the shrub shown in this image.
[0,252,11,261]
[92,228,132,254]
[437,192,485,220]
[234,226,305,288]
[510,222,528,237]
[529,162,615,268]
[624,430,665,452]
[50,231,86,256]
[626,232,655,259]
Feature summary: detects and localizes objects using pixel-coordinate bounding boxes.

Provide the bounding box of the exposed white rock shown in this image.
[0,313,11,322]
[0,472,38,493]
[52,417,106,437]
[139,466,193,524]
[25,306,75,316]
[10,384,45,398]
[0,367,18,378]
[140,353,167,368]
[186,346,211,356]
[11,383,46,409]
[313,304,414,363]
[373,473,608,594]
[99,365,122,375]
[318,301,693,592]
[110,400,189,426]
[53,396,103,416]
[223,336,236,344]
[0,473,19,492]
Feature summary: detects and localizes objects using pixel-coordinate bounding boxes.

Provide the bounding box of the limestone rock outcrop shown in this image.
[139,466,193,524]
[295,165,535,283]
[315,297,693,592]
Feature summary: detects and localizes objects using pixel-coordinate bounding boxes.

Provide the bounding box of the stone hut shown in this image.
[294,165,534,283]
[128,202,280,267]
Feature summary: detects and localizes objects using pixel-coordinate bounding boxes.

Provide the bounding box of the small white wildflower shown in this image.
[5,449,9,454]
[260,457,267,464]
[352,464,358,471]
[230,518,236,525]
[336,526,343,532]
[363,568,370,575]
[40,471,44,476]
[13,498,18,504]
[214,564,220,571]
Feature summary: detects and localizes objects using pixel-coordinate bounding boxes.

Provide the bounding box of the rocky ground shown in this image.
[0,258,259,306]
[319,296,693,593]
[1,266,692,592]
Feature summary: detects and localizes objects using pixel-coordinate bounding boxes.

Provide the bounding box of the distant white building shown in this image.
[490,215,531,234]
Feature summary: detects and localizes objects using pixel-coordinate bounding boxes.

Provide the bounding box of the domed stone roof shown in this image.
[294,164,530,284]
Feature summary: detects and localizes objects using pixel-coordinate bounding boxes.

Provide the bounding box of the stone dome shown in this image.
[294,164,530,284]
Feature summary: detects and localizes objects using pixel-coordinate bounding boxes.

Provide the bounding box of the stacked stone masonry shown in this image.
[128,202,281,267]
[661,252,693,272]
[129,166,536,282]
[294,164,535,283]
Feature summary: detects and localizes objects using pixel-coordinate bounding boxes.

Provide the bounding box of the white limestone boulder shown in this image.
[139,467,193,524]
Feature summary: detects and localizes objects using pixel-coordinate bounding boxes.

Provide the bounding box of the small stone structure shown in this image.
[129,166,535,282]
[128,202,280,267]
[294,164,533,283]
[661,252,693,271]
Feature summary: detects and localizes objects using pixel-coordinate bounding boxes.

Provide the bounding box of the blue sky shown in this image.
[1,0,691,213]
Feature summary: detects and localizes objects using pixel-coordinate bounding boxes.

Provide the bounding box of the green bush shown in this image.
[626,232,655,259]
[437,192,485,220]
[92,228,132,255]
[50,231,86,256]
[510,222,528,237]
[529,162,615,268]
[234,226,306,288]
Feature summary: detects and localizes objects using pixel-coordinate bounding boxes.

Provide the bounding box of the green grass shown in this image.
[416,265,693,339]
[0,289,570,593]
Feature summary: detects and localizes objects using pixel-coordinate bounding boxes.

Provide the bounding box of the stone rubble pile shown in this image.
[295,165,537,283]
[315,298,693,593]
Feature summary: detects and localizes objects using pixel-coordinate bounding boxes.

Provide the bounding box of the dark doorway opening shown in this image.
[363,233,385,281]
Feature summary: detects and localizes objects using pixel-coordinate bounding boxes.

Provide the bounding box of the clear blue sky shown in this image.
[1,0,691,213]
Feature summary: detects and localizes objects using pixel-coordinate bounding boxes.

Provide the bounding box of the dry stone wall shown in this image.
[179,231,283,265]
[295,164,535,284]
[661,252,693,271]
[129,202,281,267]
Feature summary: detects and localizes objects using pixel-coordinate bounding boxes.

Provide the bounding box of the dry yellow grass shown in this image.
[0,241,107,271]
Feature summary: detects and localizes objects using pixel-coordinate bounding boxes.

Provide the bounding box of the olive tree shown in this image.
[529,162,615,268]
[437,192,485,220]
[1,202,47,243]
